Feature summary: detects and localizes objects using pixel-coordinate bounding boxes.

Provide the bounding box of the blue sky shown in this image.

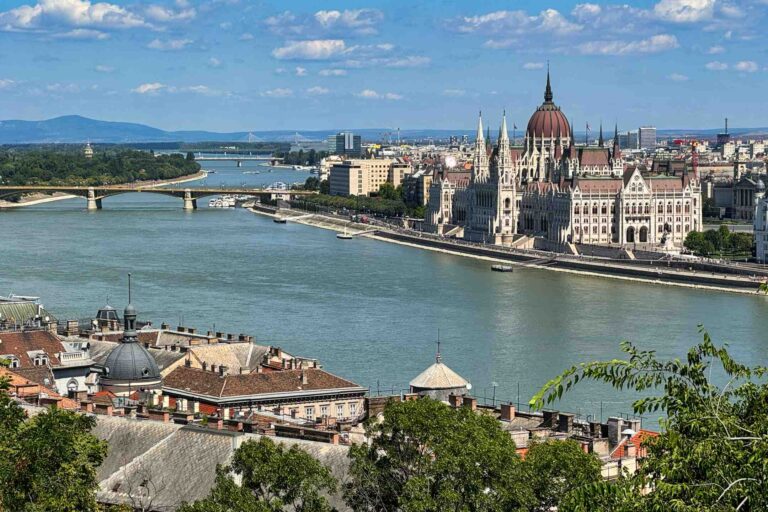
[0,0,765,132]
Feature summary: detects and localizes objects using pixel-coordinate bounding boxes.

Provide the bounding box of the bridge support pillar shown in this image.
[87,188,102,210]
[183,189,197,210]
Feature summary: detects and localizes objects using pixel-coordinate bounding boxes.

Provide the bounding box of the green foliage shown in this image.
[378,182,399,201]
[344,398,535,512]
[0,148,200,188]
[531,328,768,511]
[684,226,753,257]
[303,176,321,191]
[178,437,337,512]
[294,193,407,217]
[0,376,108,511]
[273,150,328,166]
[319,179,330,195]
[521,440,602,511]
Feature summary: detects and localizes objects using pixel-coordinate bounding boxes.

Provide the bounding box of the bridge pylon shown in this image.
[87,187,102,210]
[183,189,197,210]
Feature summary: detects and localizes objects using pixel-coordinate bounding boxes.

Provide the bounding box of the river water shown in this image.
[2,160,767,426]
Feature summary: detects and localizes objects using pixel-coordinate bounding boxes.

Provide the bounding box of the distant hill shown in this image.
[0,115,766,144]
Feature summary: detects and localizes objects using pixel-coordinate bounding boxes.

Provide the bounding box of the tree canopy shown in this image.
[531,328,768,511]
[344,398,602,512]
[178,437,337,512]
[684,225,753,258]
[0,148,200,188]
[0,376,108,512]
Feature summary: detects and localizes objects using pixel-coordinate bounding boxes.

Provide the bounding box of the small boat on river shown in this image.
[491,265,514,273]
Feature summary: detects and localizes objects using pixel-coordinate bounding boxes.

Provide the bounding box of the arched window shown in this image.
[504,197,511,209]
[676,202,682,213]
[592,204,598,214]
[667,203,673,213]
[575,204,580,214]
[658,203,663,214]
[684,203,690,213]
[639,226,648,242]
[626,226,635,243]
[601,204,607,214]
[644,203,650,214]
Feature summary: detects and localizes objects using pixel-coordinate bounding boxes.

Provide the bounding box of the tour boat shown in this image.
[491,265,514,273]
[273,217,287,224]
[336,226,353,240]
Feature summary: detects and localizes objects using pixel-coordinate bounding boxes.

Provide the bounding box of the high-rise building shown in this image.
[618,130,639,150]
[327,132,362,157]
[638,126,657,149]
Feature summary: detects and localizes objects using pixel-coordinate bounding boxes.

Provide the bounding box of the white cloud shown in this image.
[261,87,293,97]
[705,61,728,70]
[145,4,195,22]
[46,82,80,93]
[523,62,544,69]
[483,39,516,49]
[578,34,679,55]
[734,60,758,72]
[208,57,221,68]
[456,9,582,36]
[571,3,601,20]
[0,79,16,89]
[653,0,714,22]
[182,85,228,96]
[382,55,430,68]
[707,45,724,54]
[147,38,193,50]
[95,64,114,72]
[356,89,402,100]
[132,82,166,94]
[313,9,383,35]
[54,28,108,39]
[318,68,346,76]
[295,66,307,76]
[442,89,465,97]
[272,39,346,60]
[239,32,254,41]
[307,86,329,95]
[0,0,148,32]
[668,73,689,81]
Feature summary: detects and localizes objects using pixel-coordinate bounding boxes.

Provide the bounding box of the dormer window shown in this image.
[2,355,20,369]
[33,354,49,366]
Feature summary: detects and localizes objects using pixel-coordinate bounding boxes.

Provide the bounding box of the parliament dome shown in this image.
[526,71,571,140]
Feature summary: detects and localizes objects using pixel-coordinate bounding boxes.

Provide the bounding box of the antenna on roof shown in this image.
[436,329,442,363]
[128,273,132,304]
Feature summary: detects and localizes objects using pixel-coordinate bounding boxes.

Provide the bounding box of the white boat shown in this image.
[208,195,236,208]
[337,226,353,240]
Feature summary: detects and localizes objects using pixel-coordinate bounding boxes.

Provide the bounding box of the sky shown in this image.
[0,0,766,132]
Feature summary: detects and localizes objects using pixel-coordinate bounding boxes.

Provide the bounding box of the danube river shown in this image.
[2,161,767,425]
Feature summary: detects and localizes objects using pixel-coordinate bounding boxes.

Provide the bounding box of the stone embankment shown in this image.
[249,206,767,295]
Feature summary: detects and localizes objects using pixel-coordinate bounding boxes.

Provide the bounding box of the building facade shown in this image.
[638,126,657,149]
[329,158,410,196]
[327,132,362,157]
[425,73,702,250]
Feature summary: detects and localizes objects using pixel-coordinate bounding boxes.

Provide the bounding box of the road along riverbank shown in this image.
[249,206,767,295]
[0,170,208,209]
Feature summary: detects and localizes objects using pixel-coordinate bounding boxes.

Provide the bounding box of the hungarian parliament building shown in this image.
[425,73,702,251]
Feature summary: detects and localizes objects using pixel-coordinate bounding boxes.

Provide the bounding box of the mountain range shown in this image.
[0,115,765,144]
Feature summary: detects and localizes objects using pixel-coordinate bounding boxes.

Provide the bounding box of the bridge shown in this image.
[0,185,316,210]
[191,154,283,167]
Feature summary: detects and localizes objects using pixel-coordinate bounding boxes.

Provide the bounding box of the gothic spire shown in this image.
[499,110,509,143]
[598,122,604,147]
[612,123,622,159]
[544,64,553,103]
[476,111,484,142]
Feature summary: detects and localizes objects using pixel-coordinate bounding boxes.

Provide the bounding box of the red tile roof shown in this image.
[573,177,623,193]
[612,429,659,459]
[0,367,79,410]
[578,148,610,167]
[0,329,66,366]
[163,366,363,400]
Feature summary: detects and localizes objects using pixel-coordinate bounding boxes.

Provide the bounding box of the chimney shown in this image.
[542,410,559,429]
[162,395,169,409]
[462,396,477,411]
[161,322,169,330]
[219,365,228,377]
[558,413,575,434]
[216,332,223,339]
[210,364,217,373]
[227,333,235,341]
[500,403,516,421]
[188,327,196,334]
[448,393,462,408]
[238,334,246,342]
[222,407,230,420]
[301,370,308,385]
[207,331,213,337]
[177,326,186,333]
[184,358,191,368]
[607,417,624,446]
[192,401,200,414]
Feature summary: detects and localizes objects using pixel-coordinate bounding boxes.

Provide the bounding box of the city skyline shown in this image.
[0,0,766,131]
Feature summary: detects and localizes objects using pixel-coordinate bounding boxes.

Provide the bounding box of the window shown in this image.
[349,402,358,416]
[574,205,580,214]
[336,403,345,418]
[685,203,690,213]
[592,204,598,214]
[667,203,673,213]
[601,225,607,234]
[305,406,315,421]
[658,204,663,214]
[320,405,329,418]
[601,204,607,214]
[33,354,49,366]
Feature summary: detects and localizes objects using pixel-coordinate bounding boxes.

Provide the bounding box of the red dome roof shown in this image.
[526,71,570,140]
[527,107,570,139]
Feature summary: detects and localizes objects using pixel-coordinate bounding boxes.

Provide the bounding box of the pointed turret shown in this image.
[499,110,509,144]
[598,122,604,147]
[476,111,484,142]
[612,123,621,160]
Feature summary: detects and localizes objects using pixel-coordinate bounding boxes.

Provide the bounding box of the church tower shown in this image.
[472,112,489,183]
[493,112,517,244]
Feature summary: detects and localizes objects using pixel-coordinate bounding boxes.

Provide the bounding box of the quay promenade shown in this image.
[255,205,767,294]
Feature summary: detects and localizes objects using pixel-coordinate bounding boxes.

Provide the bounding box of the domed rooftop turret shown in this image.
[100,275,161,395]
[526,69,571,140]
[757,179,765,191]
[410,346,470,401]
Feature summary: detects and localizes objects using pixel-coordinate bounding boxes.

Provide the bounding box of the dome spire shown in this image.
[544,62,553,103]
[123,273,138,343]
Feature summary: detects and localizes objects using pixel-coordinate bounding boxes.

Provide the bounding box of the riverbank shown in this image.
[249,206,766,295]
[0,170,208,208]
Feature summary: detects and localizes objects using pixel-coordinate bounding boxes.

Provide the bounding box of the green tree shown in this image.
[531,328,768,511]
[319,180,330,195]
[520,440,602,511]
[345,398,534,512]
[0,376,107,512]
[178,437,337,512]
[304,176,321,191]
[378,182,399,201]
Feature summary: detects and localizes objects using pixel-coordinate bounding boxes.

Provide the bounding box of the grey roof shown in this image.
[103,342,161,382]
[410,360,469,390]
[0,301,56,325]
[92,415,352,511]
[89,340,185,375]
